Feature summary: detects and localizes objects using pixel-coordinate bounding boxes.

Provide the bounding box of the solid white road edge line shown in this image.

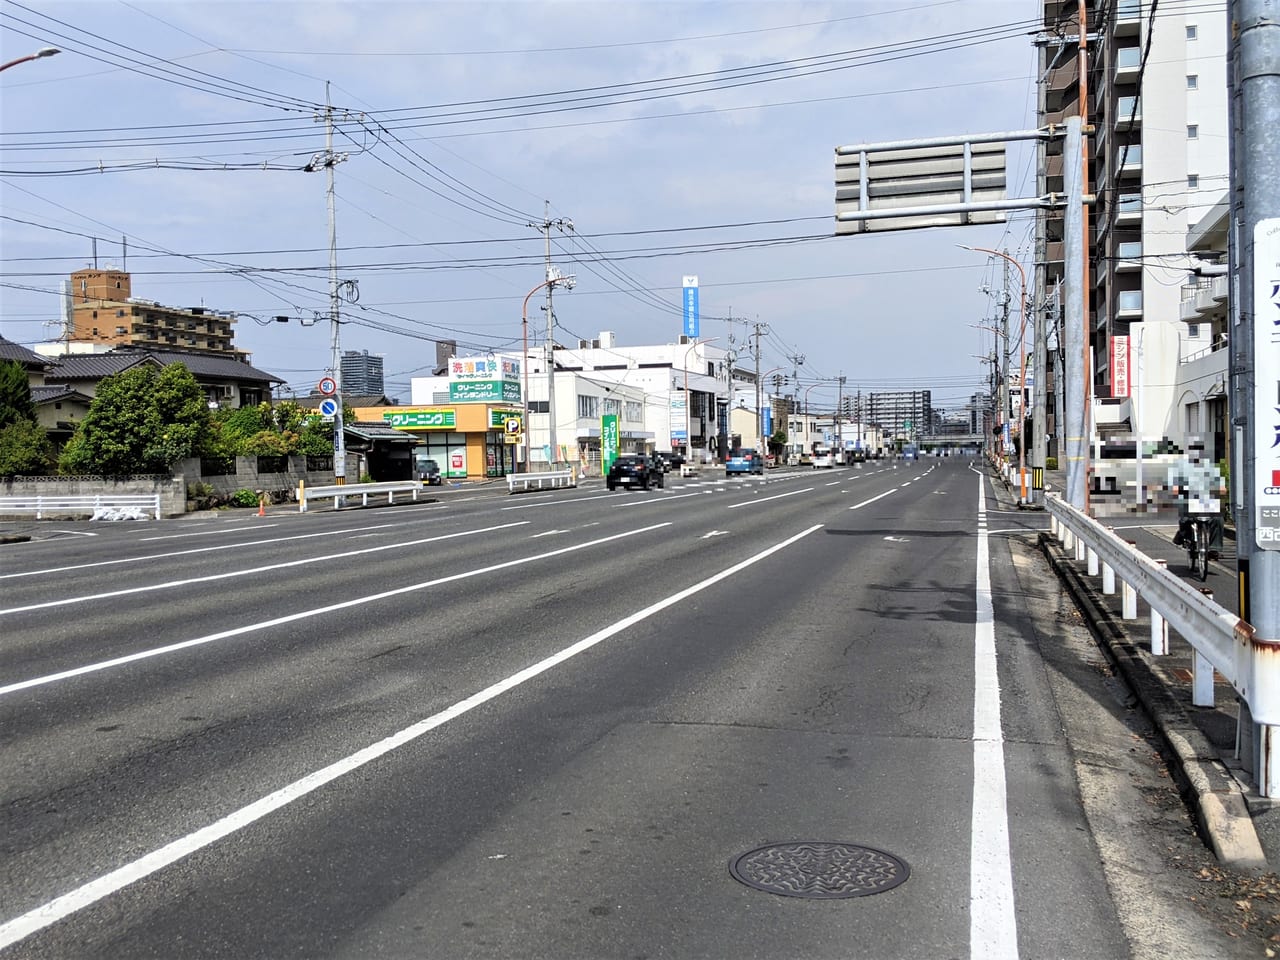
[0,521,669,697]
[0,522,403,581]
[970,474,1019,958]
[0,521,533,616]
[0,522,823,951]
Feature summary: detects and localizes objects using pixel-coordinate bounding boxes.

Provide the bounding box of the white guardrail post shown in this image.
[1044,493,1280,797]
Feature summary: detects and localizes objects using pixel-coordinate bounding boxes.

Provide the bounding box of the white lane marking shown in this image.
[971,475,1019,958]
[0,521,672,698]
[901,482,912,487]
[140,525,280,542]
[47,530,97,538]
[825,481,840,487]
[849,490,895,510]
[531,529,568,538]
[500,493,620,510]
[725,487,813,509]
[0,521,531,617]
[613,491,704,506]
[883,536,909,543]
[700,530,729,539]
[0,522,821,950]
[0,523,403,581]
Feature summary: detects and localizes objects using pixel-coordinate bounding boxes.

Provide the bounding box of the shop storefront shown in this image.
[357,404,523,479]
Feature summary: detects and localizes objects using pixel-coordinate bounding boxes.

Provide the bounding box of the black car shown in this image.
[607,454,665,491]
[415,457,442,485]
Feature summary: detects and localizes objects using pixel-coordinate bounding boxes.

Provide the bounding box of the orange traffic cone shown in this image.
[257,493,266,517]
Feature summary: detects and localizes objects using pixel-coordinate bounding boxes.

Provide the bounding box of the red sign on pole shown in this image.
[317,376,337,396]
[1110,335,1130,398]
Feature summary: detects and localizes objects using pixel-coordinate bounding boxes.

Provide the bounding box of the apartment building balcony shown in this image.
[1112,0,1142,36]
[1114,96,1142,129]
[1115,192,1142,224]
[1047,54,1079,95]
[1116,289,1143,320]
[1180,275,1229,321]
[1115,241,1142,271]
[1118,143,1143,175]
[1115,46,1141,81]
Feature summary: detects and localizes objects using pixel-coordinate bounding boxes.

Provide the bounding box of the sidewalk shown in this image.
[989,461,1276,873]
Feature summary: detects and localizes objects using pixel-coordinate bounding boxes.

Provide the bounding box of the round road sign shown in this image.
[317,376,337,396]
[318,397,339,418]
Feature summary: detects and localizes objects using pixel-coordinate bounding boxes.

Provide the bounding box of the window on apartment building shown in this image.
[115,327,126,336]
[603,397,620,416]
[1186,24,1197,40]
[1186,74,1198,89]
[528,401,549,413]
[1188,173,1200,188]
[577,394,600,419]
[1188,323,1200,337]
[91,310,98,319]
[624,401,642,423]
[1187,124,1198,139]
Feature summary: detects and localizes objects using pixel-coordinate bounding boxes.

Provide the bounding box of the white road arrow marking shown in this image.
[701,530,729,539]
[884,536,910,543]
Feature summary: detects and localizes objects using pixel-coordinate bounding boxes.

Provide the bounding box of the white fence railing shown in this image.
[507,470,576,494]
[1045,492,1280,795]
[297,480,427,512]
[0,494,161,520]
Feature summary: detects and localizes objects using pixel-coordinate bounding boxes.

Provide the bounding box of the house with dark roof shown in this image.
[0,336,51,387]
[42,346,283,408]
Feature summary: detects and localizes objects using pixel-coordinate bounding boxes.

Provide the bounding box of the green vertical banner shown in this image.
[601,414,619,475]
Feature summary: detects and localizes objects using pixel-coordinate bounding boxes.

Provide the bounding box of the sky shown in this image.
[0,0,1043,415]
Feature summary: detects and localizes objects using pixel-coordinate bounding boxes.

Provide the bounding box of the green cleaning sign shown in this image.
[601,414,619,475]
[384,409,456,429]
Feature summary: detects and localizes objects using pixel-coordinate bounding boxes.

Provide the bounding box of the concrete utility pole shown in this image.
[309,83,350,484]
[1228,0,1280,792]
[530,202,573,466]
[1062,115,1087,511]
[837,375,846,452]
[751,320,769,452]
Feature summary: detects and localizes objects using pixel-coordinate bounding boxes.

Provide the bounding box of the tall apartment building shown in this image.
[66,269,241,356]
[341,349,385,396]
[866,390,932,440]
[1038,1,1228,449]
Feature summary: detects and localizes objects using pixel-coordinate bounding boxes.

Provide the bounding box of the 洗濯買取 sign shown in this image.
[450,380,521,403]
[383,409,456,429]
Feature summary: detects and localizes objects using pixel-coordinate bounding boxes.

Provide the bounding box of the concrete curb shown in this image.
[1039,531,1269,874]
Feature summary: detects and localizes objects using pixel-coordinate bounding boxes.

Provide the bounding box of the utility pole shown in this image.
[1228,0,1280,792]
[751,320,769,452]
[837,375,846,453]
[1000,255,1011,461]
[309,83,350,484]
[530,201,573,465]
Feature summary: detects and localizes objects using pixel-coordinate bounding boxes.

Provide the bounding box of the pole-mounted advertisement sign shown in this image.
[682,276,699,338]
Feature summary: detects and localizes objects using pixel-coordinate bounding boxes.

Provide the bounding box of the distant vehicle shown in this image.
[607,454,664,491]
[726,448,764,475]
[811,445,834,469]
[415,456,442,485]
[653,450,685,471]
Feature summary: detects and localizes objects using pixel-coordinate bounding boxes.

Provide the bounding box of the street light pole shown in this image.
[683,338,719,461]
[959,244,1032,504]
[0,46,59,72]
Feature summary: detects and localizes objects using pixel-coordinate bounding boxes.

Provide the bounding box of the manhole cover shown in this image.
[729,841,910,899]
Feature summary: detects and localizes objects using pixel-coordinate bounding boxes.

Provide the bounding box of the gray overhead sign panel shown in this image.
[835,139,1008,234]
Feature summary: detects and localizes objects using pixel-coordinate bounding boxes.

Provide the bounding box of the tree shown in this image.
[0,360,36,428]
[0,417,54,476]
[59,363,211,475]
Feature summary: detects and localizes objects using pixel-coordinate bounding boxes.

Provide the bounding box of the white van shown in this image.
[811,446,834,469]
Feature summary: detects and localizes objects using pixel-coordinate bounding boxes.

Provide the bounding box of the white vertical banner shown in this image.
[1110,335,1130,398]
[1254,219,1280,549]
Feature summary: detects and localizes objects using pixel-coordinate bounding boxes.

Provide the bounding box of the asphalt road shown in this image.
[0,459,1132,958]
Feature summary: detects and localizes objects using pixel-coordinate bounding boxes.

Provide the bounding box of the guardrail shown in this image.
[1044,492,1280,795]
[507,470,576,494]
[0,493,161,520]
[297,480,427,512]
